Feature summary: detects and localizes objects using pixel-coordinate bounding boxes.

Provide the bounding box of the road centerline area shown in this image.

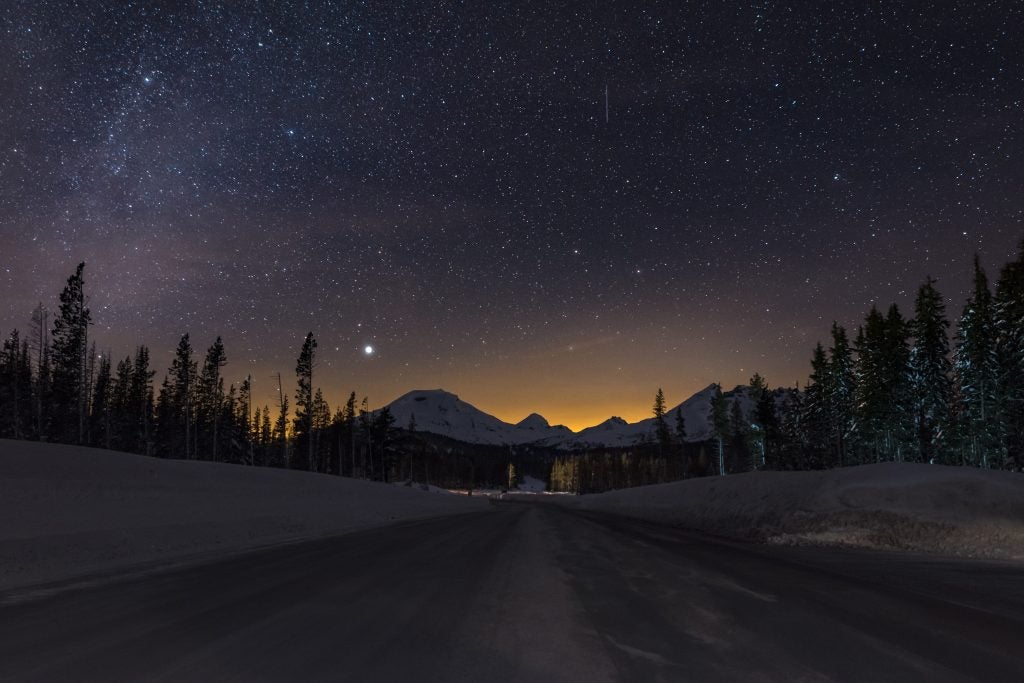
[2,502,1022,682]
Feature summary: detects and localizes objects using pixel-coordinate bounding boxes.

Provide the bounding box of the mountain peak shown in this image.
[516,413,550,430]
[400,388,459,399]
[384,390,568,445]
[594,416,628,430]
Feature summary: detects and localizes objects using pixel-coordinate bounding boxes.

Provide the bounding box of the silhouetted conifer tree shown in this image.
[828,323,856,467]
[130,346,155,455]
[652,388,671,455]
[994,241,1024,468]
[198,337,227,461]
[954,257,1003,467]
[50,263,91,444]
[293,332,317,470]
[0,330,32,439]
[909,277,952,463]
[802,343,830,468]
[157,334,197,459]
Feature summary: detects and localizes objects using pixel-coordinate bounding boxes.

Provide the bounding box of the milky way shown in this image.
[1,2,1021,429]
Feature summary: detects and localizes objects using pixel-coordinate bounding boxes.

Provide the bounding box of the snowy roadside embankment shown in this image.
[0,439,487,591]
[571,463,1024,560]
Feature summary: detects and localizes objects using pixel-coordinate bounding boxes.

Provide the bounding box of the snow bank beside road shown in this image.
[0,439,487,591]
[573,463,1024,559]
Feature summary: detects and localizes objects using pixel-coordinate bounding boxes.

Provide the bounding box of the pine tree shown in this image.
[0,330,31,439]
[154,375,173,457]
[360,396,373,478]
[293,332,317,470]
[778,386,805,470]
[651,388,672,455]
[828,323,856,467]
[342,391,357,476]
[312,388,331,472]
[854,307,888,462]
[954,257,1003,467]
[110,356,133,450]
[259,405,273,466]
[993,240,1024,468]
[673,407,687,443]
[883,304,914,461]
[673,407,687,475]
[219,383,239,463]
[84,342,97,444]
[198,337,227,461]
[373,405,396,481]
[909,277,953,463]
[159,334,197,459]
[84,353,109,448]
[28,303,49,438]
[750,374,778,469]
[801,343,830,467]
[275,390,290,468]
[50,263,91,444]
[238,376,254,465]
[130,346,155,455]
[728,393,750,472]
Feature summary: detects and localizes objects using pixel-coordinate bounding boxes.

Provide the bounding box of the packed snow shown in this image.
[517,475,547,493]
[568,463,1024,559]
[0,439,487,591]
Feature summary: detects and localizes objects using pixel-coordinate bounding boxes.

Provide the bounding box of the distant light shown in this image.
[364,345,374,356]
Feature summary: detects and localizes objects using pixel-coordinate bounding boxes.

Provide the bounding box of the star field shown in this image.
[1,1,1022,429]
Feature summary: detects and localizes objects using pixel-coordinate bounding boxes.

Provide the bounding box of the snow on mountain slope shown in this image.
[385,390,567,445]
[516,413,572,438]
[384,385,791,450]
[541,384,753,450]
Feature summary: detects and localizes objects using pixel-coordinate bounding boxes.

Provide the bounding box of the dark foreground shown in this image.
[2,501,1023,682]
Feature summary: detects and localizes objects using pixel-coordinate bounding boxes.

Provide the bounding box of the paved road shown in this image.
[1,501,1023,682]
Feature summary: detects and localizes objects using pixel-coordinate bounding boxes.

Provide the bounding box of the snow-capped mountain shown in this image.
[383,385,785,449]
[516,413,572,438]
[538,384,731,449]
[384,390,570,445]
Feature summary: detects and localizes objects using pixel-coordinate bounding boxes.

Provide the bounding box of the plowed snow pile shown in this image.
[574,463,1024,559]
[0,439,486,591]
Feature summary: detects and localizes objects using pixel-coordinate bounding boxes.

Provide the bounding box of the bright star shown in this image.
[364,345,374,356]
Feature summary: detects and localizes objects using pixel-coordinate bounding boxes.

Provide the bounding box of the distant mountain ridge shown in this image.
[384,389,571,445]
[383,385,781,450]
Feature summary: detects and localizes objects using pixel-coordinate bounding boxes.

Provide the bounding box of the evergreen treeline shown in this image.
[3,246,1023,494]
[794,249,1024,470]
[0,264,414,484]
[549,381,786,493]
[550,244,1024,492]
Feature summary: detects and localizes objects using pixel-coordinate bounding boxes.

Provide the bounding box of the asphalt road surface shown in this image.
[2,501,1023,682]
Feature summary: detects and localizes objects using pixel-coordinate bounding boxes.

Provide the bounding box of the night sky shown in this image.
[1,1,1021,430]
